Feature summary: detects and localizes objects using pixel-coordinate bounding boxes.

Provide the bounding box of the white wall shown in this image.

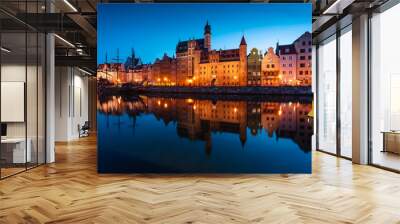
[55,67,89,141]
[1,64,43,137]
[1,62,46,164]
[1,64,26,138]
[312,45,316,151]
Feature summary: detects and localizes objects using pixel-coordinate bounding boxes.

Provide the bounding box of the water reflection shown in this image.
[97,94,313,173]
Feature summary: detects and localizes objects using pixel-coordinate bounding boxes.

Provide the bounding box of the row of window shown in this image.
[199,69,239,75]
[299,63,311,68]
[248,72,261,76]
[200,64,240,70]
[299,48,312,53]
[263,71,279,76]
[282,53,312,61]
[299,71,311,75]
[299,55,312,60]
[282,64,293,67]
[282,56,294,60]
[301,40,312,46]
[248,81,261,85]
[200,69,310,76]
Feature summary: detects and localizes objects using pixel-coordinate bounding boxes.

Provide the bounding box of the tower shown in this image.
[275,41,280,55]
[239,35,247,86]
[204,21,211,51]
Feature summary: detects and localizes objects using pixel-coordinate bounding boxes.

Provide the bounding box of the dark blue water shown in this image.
[97,95,313,173]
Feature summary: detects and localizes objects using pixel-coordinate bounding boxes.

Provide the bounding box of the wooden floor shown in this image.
[1,135,400,224]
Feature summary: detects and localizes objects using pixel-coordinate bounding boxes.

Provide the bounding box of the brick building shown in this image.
[151,53,177,86]
[176,22,247,86]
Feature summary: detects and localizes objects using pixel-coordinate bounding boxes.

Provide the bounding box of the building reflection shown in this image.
[98,95,313,153]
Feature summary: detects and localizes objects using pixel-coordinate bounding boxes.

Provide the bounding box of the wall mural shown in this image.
[97,3,313,173]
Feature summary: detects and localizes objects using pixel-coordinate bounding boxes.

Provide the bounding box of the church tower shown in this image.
[239,35,247,86]
[204,21,211,51]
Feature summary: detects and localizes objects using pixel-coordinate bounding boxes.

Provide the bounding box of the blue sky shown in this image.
[97,3,311,64]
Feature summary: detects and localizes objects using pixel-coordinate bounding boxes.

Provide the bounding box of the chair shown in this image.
[78,121,90,138]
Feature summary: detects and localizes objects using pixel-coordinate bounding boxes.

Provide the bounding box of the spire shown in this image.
[275,41,280,55]
[204,20,211,35]
[240,35,247,46]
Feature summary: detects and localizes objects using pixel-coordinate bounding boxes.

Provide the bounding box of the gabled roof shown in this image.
[204,21,211,34]
[276,44,297,55]
[154,53,175,65]
[240,36,247,46]
[220,49,240,61]
[199,48,241,63]
[176,38,206,53]
[292,31,311,45]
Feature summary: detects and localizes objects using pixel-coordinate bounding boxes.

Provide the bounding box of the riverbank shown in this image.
[98,86,313,103]
[101,85,313,96]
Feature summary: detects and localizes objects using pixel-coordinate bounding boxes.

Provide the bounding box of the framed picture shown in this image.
[97,3,313,173]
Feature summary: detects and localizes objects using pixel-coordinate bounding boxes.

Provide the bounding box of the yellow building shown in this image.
[198,38,247,86]
[261,47,281,86]
[176,22,247,86]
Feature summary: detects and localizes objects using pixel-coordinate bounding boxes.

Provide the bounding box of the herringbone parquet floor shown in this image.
[1,135,400,224]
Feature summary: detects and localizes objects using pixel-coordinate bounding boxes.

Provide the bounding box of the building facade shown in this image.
[247,48,262,86]
[274,31,312,86]
[276,44,297,86]
[293,32,312,86]
[176,38,204,86]
[176,22,247,87]
[151,53,177,86]
[127,64,152,84]
[97,28,311,88]
[97,63,126,85]
[261,47,281,86]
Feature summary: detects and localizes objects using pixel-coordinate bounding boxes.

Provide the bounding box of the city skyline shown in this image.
[97,3,312,64]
